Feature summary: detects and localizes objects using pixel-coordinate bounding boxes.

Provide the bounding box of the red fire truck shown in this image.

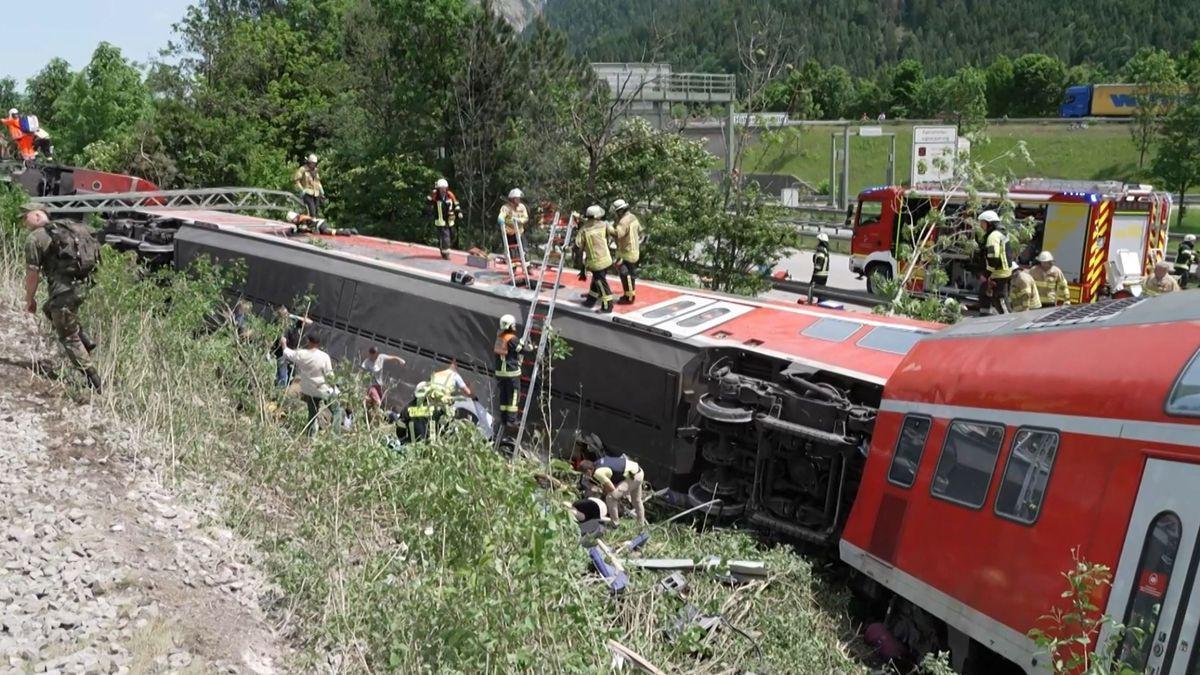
[848,179,1173,304]
[841,294,1200,673]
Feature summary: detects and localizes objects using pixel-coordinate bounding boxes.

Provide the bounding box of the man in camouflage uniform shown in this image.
[23,207,102,391]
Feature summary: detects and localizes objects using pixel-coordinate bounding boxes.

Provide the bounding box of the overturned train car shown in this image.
[151,212,935,545]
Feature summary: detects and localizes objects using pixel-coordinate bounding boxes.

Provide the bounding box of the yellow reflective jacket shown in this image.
[985,230,1012,279]
[1030,264,1070,306]
[575,219,614,271]
[293,166,323,197]
[499,203,529,236]
[613,212,641,263]
[1010,270,1042,312]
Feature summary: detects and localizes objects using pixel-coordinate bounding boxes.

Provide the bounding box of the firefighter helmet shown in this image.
[816,232,830,244]
[611,198,629,212]
[1187,234,1197,243]
[508,188,523,200]
[305,153,319,164]
[585,205,605,219]
[414,382,431,399]
[499,314,516,331]
[285,211,300,222]
[978,210,1001,223]
[435,178,449,190]
[1037,250,1054,263]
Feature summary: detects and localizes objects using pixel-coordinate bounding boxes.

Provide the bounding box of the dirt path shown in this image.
[0,305,291,674]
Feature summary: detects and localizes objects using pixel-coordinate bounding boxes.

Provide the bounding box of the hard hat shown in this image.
[507,188,523,200]
[585,205,605,219]
[816,232,830,244]
[1187,234,1197,243]
[499,313,516,330]
[285,211,299,222]
[414,382,431,399]
[1036,250,1054,263]
[978,210,1001,223]
[435,178,449,189]
[305,153,318,164]
[611,198,628,212]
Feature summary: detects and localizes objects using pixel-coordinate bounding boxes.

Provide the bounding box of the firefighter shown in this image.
[1009,264,1042,312]
[499,188,529,281]
[1031,250,1071,306]
[610,198,641,305]
[576,205,616,313]
[493,313,528,430]
[811,232,831,302]
[1143,260,1180,297]
[388,382,442,445]
[427,178,462,260]
[429,358,473,417]
[293,153,324,217]
[579,453,647,526]
[1174,234,1196,289]
[284,210,357,236]
[982,211,1012,314]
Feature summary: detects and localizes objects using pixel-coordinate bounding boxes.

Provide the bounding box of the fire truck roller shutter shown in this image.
[1041,203,1090,284]
[1109,212,1149,274]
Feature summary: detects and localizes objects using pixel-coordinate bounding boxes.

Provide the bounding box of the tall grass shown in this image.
[0,185,867,673]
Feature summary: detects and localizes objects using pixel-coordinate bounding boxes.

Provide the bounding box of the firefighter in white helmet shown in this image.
[1174,234,1196,289]
[426,178,462,259]
[1009,261,1042,312]
[1031,250,1071,306]
[981,210,1012,314]
[810,232,831,303]
[293,153,324,218]
[493,312,533,431]
[610,198,642,304]
[576,205,616,313]
[499,188,530,282]
[283,209,357,237]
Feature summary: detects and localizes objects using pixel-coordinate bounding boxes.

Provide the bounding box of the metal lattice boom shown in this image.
[31,187,303,215]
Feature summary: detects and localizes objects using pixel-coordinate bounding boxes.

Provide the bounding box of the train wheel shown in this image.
[686,482,746,520]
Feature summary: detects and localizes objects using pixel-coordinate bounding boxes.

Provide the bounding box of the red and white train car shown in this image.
[841,294,1200,673]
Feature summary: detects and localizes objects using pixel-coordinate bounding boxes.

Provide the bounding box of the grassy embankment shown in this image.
[0,185,870,674]
[745,120,1200,234]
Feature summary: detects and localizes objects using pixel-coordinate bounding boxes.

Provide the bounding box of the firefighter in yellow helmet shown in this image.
[1031,250,1071,306]
[576,205,616,313]
[610,198,641,304]
[981,211,1012,314]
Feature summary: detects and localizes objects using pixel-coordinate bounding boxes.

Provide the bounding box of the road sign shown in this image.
[859,126,883,137]
[911,126,960,184]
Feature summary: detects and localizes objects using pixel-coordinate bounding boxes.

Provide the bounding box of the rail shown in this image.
[31,187,303,215]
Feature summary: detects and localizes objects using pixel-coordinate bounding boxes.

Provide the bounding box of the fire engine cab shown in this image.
[848,179,1172,304]
[840,293,1200,673]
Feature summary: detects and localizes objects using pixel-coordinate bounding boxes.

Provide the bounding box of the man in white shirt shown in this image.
[280,332,341,436]
[360,346,406,413]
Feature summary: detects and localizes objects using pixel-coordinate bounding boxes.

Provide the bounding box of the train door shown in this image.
[1100,460,1200,674]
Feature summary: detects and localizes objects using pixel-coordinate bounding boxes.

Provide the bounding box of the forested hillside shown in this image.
[541,0,1200,75]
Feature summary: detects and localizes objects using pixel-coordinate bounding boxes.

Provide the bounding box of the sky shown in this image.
[4,0,195,85]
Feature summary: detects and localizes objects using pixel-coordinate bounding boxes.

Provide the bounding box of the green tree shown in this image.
[0,78,21,115]
[25,58,74,130]
[888,59,925,118]
[816,65,854,120]
[984,55,1015,117]
[1122,48,1183,168]
[1153,97,1200,219]
[52,43,151,160]
[944,67,988,134]
[1010,53,1067,117]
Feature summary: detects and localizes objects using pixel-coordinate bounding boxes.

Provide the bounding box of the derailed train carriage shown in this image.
[114,208,936,546]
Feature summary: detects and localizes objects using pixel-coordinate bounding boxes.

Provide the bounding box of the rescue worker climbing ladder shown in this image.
[577,205,616,313]
[499,189,530,285]
[611,199,641,305]
[493,313,525,430]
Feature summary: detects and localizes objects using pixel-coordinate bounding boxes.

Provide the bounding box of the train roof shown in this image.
[883,293,1200,444]
[137,208,940,386]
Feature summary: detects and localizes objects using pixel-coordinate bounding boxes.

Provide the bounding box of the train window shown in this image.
[1166,348,1200,417]
[993,429,1059,524]
[930,421,1006,509]
[802,318,862,342]
[858,327,928,355]
[887,415,932,488]
[1116,512,1182,672]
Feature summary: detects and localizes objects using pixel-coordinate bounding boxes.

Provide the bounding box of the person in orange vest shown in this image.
[426,178,462,260]
[3,109,38,162]
[493,313,528,429]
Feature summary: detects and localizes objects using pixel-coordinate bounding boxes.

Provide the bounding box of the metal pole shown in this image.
[726,101,736,176]
[829,134,838,207]
[887,134,896,186]
[841,125,851,211]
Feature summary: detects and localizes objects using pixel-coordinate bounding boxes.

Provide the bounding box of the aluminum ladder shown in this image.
[496,212,576,454]
[500,213,531,287]
[29,187,304,215]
